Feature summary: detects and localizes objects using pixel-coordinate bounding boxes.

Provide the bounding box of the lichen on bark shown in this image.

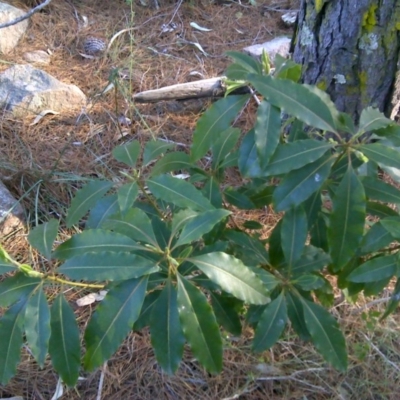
[292,0,400,124]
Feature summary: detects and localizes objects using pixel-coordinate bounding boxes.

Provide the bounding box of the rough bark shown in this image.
[292,0,400,123]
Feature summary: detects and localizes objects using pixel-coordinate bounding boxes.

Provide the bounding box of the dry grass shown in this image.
[1,0,400,399]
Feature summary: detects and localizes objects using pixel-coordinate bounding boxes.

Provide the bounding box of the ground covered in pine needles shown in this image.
[1,0,400,399]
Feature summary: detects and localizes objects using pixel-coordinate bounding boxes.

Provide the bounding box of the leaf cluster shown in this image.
[2,52,400,385]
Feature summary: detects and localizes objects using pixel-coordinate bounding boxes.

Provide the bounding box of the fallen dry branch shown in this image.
[133,76,252,104]
[0,0,53,29]
[133,77,227,103]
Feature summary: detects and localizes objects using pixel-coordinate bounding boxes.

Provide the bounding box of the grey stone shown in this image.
[0,64,87,117]
[282,11,298,27]
[243,36,292,65]
[0,2,29,54]
[0,180,25,236]
[23,50,51,65]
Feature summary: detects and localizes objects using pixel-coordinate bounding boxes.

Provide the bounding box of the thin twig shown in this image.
[361,332,400,373]
[0,0,52,29]
[106,13,169,52]
[96,362,107,400]
[350,297,392,315]
[168,0,184,26]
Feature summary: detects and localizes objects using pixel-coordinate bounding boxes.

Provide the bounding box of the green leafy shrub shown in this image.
[2,52,400,385]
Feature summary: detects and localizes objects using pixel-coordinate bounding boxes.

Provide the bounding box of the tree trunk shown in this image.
[292,0,400,123]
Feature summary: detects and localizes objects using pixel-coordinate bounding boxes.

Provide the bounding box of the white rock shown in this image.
[0,64,87,117]
[243,36,292,65]
[23,50,51,65]
[0,180,25,236]
[0,2,29,54]
[282,11,298,27]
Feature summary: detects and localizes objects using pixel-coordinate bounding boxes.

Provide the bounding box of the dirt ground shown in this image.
[1,0,400,399]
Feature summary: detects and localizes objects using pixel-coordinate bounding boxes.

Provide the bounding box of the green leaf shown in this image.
[0,299,26,385]
[380,217,400,239]
[360,222,394,254]
[357,143,400,170]
[314,281,335,307]
[238,130,264,177]
[331,153,363,179]
[273,154,334,211]
[248,185,274,207]
[175,209,231,247]
[134,290,162,330]
[288,119,307,141]
[53,229,143,259]
[225,50,262,74]
[0,249,16,274]
[143,140,174,166]
[268,220,285,267]
[225,62,252,81]
[210,292,242,336]
[366,201,398,218]
[177,275,222,373]
[374,124,400,142]
[203,178,223,208]
[254,101,281,169]
[248,267,280,291]
[281,206,307,267]
[117,182,139,214]
[188,252,269,305]
[0,273,41,308]
[152,216,172,249]
[303,191,322,228]
[358,107,393,134]
[58,252,159,281]
[294,274,326,291]
[243,220,263,230]
[337,112,356,135]
[274,58,302,82]
[310,214,329,251]
[211,127,241,170]
[252,292,287,352]
[301,299,347,371]
[66,181,113,228]
[84,276,148,371]
[225,231,269,266]
[219,150,239,169]
[49,294,80,387]
[364,276,391,296]
[28,219,59,260]
[147,174,214,212]
[86,194,119,229]
[328,164,366,271]
[361,176,400,204]
[285,291,311,341]
[112,140,141,167]
[191,95,249,161]
[102,208,159,248]
[290,246,331,276]
[150,278,184,375]
[224,187,255,209]
[246,304,267,328]
[248,74,339,133]
[347,254,399,283]
[263,140,333,176]
[171,209,198,236]
[150,152,192,177]
[25,287,50,367]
